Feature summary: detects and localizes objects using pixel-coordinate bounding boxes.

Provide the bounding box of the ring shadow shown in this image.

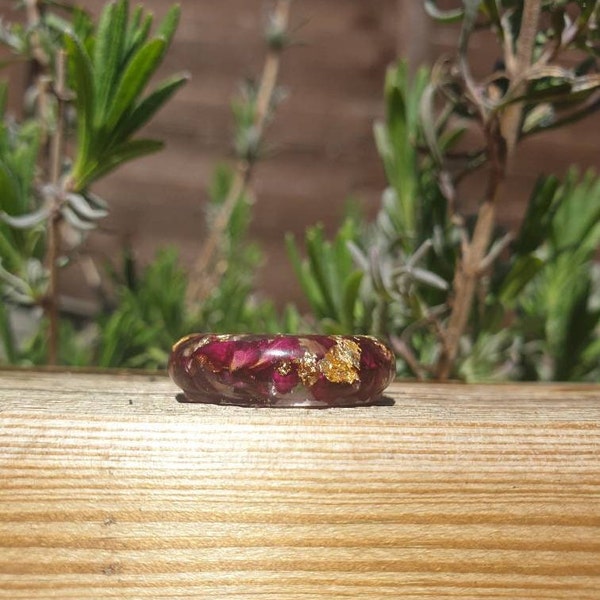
[175,392,395,408]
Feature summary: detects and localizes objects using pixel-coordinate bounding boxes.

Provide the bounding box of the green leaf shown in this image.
[105,38,167,131]
[111,72,189,143]
[551,170,600,254]
[499,255,544,306]
[125,4,144,46]
[305,226,338,318]
[285,232,326,317]
[420,82,443,165]
[64,32,95,181]
[93,0,128,125]
[342,270,363,331]
[156,4,181,50]
[124,12,153,62]
[0,162,20,215]
[77,139,163,188]
[513,175,560,255]
[0,229,22,270]
[0,81,7,115]
[555,279,600,380]
[0,299,17,364]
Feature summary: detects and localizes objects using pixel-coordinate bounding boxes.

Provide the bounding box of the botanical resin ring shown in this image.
[168,333,395,408]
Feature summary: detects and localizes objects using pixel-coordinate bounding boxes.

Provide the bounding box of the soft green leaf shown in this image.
[111,72,189,143]
[420,82,443,165]
[342,270,363,331]
[551,170,600,254]
[513,175,560,255]
[105,38,167,130]
[78,138,164,188]
[499,255,544,306]
[305,226,338,318]
[124,13,153,62]
[0,162,20,215]
[0,299,17,364]
[0,260,31,295]
[93,0,128,125]
[64,32,95,182]
[0,229,22,268]
[156,4,181,50]
[0,81,7,115]
[554,279,600,380]
[285,232,326,317]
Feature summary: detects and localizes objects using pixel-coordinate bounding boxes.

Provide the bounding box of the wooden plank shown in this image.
[1,371,599,599]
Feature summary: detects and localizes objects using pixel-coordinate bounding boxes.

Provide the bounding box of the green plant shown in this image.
[0,0,301,370]
[96,211,300,369]
[289,63,456,378]
[0,0,187,364]
[290,1,600,382]
[286,216,366,334]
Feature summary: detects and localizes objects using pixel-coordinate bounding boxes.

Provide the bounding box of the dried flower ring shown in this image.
[168,333,395,408]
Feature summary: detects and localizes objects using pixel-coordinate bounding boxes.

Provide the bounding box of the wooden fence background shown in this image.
[1,0,599,305]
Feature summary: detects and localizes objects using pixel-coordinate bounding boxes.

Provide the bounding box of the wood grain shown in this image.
[1,370,599,599]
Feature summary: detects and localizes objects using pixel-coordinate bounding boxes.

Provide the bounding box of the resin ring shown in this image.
[168,333,395,408]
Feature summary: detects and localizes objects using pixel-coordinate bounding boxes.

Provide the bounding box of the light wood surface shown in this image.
[1,370,599,599]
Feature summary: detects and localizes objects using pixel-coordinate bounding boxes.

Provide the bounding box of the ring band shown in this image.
[169,333,395,408]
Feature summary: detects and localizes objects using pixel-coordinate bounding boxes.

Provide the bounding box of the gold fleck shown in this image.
[319,338,361,384]
[277,360,292,376]
[194,353,218,373]
[366,336,393,361]
[296,352,319,386]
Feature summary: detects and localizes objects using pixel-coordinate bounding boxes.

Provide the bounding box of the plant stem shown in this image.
[185,0,291,307]
[436,122,506,380]
[24,0,48,68]
[500,0,542,156]
[45,50,67,365]
[435,0,542,380]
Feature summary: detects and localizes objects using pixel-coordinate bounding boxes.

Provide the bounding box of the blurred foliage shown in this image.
[0,0,296,369]
[94,164,300,370]
[460,169,600,381]
[290,45,600,380]
[0,0,189,365]
[1,0,599,382]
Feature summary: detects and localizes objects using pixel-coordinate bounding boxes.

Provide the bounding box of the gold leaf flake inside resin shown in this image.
[366,336,393,361]
[194,353,218,373]
[319,338,361,384]
[276,360,292,376]
[297,353,319,386]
